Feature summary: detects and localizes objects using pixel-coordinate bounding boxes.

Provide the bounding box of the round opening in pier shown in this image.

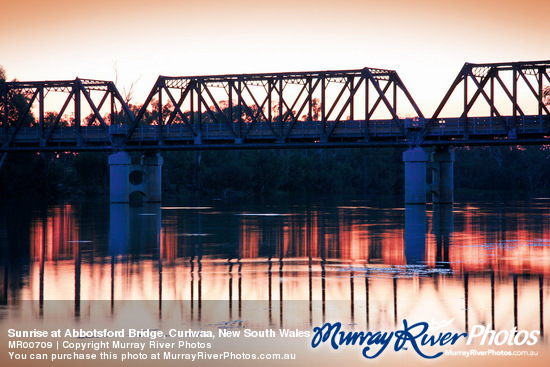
[129,170,144,186]
[129,191,146,206]
[426,167,439,186]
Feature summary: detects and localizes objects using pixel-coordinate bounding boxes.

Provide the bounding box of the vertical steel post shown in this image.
[192,82,201,144]
[513,67,518,128]
[365,79,369,139]
[490,73,495,118]
[197,82,202,138]
[308,78,312,120]
[229,81,233,125]
[158,82,163,143]
[393,80,397,113]
[321,75,326,136]
[278,76,283,137]
[538,67,543,117]
[464,75,468,138]
[39,85,44,143]
[74,81,81,145]
[268,80,272,126]
[2,86,7,138]
[238,79,242,139]
[349,76,354,121]
[190,84,194,124]
[110,89,116,125]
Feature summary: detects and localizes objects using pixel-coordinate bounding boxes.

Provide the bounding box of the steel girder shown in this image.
[0,78,134,149]
[423,61,550,140]
[121,68,424,146]
[2,61,549,152]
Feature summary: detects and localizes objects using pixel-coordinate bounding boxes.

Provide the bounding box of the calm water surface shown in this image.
[1,194,548,329]
[0,194,549,366]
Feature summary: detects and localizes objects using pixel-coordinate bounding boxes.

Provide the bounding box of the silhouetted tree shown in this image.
[0,66,36,127]
[544,86,550,106]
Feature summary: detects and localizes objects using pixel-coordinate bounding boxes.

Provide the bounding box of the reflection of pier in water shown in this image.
[1,202,549,334]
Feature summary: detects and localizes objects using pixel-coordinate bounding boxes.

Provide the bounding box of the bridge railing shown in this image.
[5,114,548,149]
[425,115,548,138]
[6,118,410,147]
[423,61,550,139]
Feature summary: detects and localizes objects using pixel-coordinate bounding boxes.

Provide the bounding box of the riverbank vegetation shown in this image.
[1,145,549,199]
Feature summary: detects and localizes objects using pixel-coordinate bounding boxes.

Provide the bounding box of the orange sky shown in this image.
[1,0,549,114]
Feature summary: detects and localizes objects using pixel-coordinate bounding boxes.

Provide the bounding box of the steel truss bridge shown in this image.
[1,60,549,152]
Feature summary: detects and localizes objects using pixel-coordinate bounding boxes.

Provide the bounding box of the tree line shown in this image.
[1,145,550,199]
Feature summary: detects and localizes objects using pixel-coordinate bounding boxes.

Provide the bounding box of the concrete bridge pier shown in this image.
[108,151,164,203]
[403,147,430,204]
[403,146,454,204]
[141,152,164,203]
[430,148,455,204]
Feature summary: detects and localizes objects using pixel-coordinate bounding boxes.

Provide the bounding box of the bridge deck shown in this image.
[1,114,547,151]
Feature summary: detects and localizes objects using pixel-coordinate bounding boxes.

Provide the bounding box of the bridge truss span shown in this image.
[1,60,550,152]
[0,68,424,151]
[123,67,424,148]
[423,60,550,143]
[0,78,135,150]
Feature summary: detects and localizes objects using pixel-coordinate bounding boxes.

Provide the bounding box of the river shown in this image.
[0,193,548,365]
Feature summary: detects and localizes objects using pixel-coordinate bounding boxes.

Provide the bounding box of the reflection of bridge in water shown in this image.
[0,202,547,335]
[1,61,550,204]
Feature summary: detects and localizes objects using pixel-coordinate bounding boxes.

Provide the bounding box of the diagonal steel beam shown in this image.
[393,72,425,120]
[162,86,197,136]
[108,81,136,125]
[272,81,297,123]
[365,70,407,136]
[165,84,192,126]
[467,70,509,131]
[286,81,309,119]
[238,81,280,138]
[325,79,351,121]
[87,90,110,126]
[367,80,392,120]
[200,80,236,136]
[5,88,39,147]
[122,76,162,146]
[460,71,494,119]
[43,90,75,144]
[196,82,237,138]
[284,78,322,139]
[493,73,525,116]
[423,64,468,136]
[242,101,276,138]
[242,82,277,136]
[325,77,365,138]
[78,79,114,145]
[518,69,550,115]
